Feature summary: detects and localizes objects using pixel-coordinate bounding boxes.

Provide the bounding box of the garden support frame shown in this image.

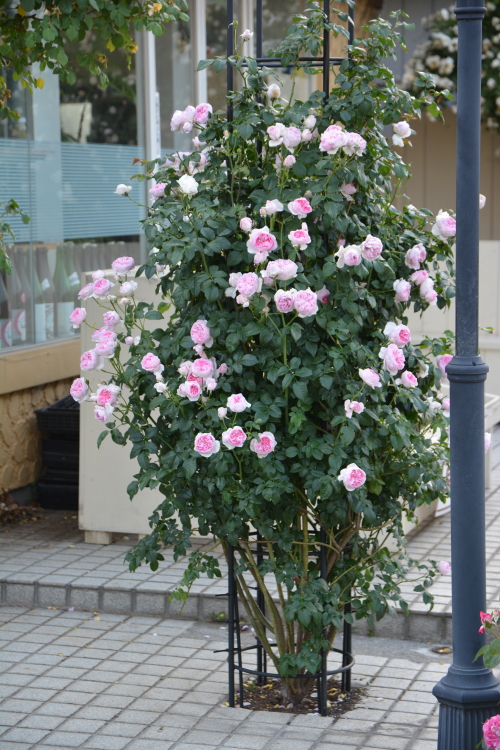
[432,2,500,747]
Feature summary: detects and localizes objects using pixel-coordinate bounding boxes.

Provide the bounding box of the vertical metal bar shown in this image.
[341,599,352,693]
[256,0,263,59]
[348,2,355,46]
[233,572,244,708]
[322,0,330,97]
[227,543,235,707]
[256,534,266,685]
[226,0,234,123]
[319,529,328,716]
[433,3,500,748]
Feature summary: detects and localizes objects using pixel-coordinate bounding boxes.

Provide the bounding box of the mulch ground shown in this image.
[0,494,44,525]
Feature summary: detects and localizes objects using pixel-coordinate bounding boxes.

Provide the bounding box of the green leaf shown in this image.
[292,381,308,401]
[241,354,258,366]
[197,59,215,71]
[213,57,227,73]
[339,425,355,446]
[97,430,109,448]
[290,323,302,342]
[291,161,307,178]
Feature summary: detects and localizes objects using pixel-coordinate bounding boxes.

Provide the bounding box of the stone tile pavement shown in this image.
[0,604,468,750]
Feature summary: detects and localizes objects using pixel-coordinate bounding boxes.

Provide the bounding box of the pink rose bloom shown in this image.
[338,463,366,491]
[70,377,89,403]
[237,272,261,298]
[379,344,405,376]
[267,123,286,146]
[275,289,296,313]
[125,336,134,345]
[405,243,427,270]
[344,399,364,418]
[222,426,247,450]
[316,286,330,305]
[240,217,253,232]
[96,384,120,407]
[437,561,451,575]
[78,282,94,300]
[120,280,138,296]
[419,277,437,304]
[247,227,278,257]
[149,183,166,200]
[288,223,311,250]
[442,397,450,414]
[92,326,108,343]
[81,349,101,372]
[343,132,367,156]
[92,269,105,281]
[482,714,500,749]
[340,182,357,201]
[205,378,217,391]
[94,405,109,423]
[319,125,347,154]
[264,259,298,281]
[194,433,220,458]
[184,381,202,401]
[344,245,362,267]
[301,128,312,142]
[384,321,411,347]
[111,256,135,275]
[218,407,228,419]
[284,154,296,168]
[70,308,87,327]
[250,431,277,458]
[103,311,121,328]
[288,197,312,219]
[393,278,411,302]
[400,371,418,388]
[190,320,213,346]
[94,338,117,358]
[293,288,319,318]
[360,235,383,261]
[263,199,284,216]
[187,371,202,385]
[191,358,215,379]
[436,354,453,379]
[178,361,192,376]
[359,368,382,389]
[219,363,228,374]
[93,278,114,298]
[283,126,302,150]
[480,611,493,625]
[432,210,456,241]
[479,194,487,210]
[194,103,213,124]
[141,353,163,374]
[411,270,429,285]
[485,432,492,454]
[304,115,316,129]
[170,109,187,131]
[227,393,252,413]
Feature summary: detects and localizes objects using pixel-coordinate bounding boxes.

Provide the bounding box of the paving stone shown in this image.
[18,715,65,731]
[126,742,174,750]
[40,730,91,746]
[84,736,131,750]
[58,718,107,733]
[2,727,51,743]
[99,722,147,737]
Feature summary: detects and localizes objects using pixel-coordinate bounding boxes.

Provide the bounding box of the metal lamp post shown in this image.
[432,2,500,747]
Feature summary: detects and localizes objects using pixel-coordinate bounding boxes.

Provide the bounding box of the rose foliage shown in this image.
[75,7,457,702]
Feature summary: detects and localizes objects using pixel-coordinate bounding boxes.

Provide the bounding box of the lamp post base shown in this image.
[434,667,500,750]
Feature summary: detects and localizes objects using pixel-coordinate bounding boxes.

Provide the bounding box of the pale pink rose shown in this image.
[247,227,278,256]
[288,223,311,250]
[178,361,192,376]
[379,344,405,376]
[222,426,247,449]
[400,371,418,388]
[338,463,366,491]
[393,278,411,302]
[149,183,166,200]
[479,194,486,210]
[485,432,492,454]
[360,235,383,261]
[393,121,412,138]
[187,371,203,385]
[442,397,450,414]
[436,354,453,379]
[205,378,217,391]
[241,29,253,41]
[263,199,284,216]
[95,338,117,358]
[359,368,382,388]
[120,280,138,296]
[283,154,296,168]
[340,182,357,201]
[125,336,134,345]
[240,217,253,232]
[103,311,120,328]
[190,320,212,346]
[194,433,220,457]
[431,210,456,241]
[154,382,168,394]
[384,322,411,347]
[267,123,287,146]
[111,256,135,275]
[191,358,215,378]
[236,294,251,308]
[274,289,296,313]
[141,353,163,375]
[70,377,89,403]
[193,344,204,357]
[304,115,316,129]
[114,184,132,195]
[301,128,312,142]
[287,197,312,219]
[319,125,347,154]
[437,561,451,575]
[93,270,105,281]
[70,308,86,327]
[343,132,367,156]
[316,286,330,305]
[94,405,109,423]
[218,363,228,374]
[344,245,362,267]
[93,278,114,297]
[184,381,202,401]
[267,83,281,100]
[78,283,94,300]
[250,431,277,458]
[81,349,101,371]
[344,399,364,418]
[225,272,242,298]
[96,384,120,407]
[192,136,205,149]
[419,277,437,304]
[482,714,500,749]
[264,259,298,281]
[92,326,108,343]
[218,407,228,419]
[194,103,213,124]
[227,393,252,413]
[170,109,187,131]
[405,244,427,270]
[283,126,302,150]
[411,270,429,285]
[294,288,319,318]
[237,272,261,298]
[253,251,268,264]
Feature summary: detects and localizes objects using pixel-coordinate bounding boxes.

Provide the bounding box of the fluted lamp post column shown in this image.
[432,2,500,748]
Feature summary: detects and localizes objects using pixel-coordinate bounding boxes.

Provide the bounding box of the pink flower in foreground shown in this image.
[283,154,296,168]
[411,270,429,286]
[359,368,382,388]
[247,227,278,257]
[316,286,330,305]
[240,217,253,232]
[149,183,166,200]
[141,353,163,375]
[184,381,202,401]
[93,278,114,298]
[194,102,213,124]
[78,283,94,300]
[191,358,215,379]
[419,277,438,305]
[70,308,86,327]
[482,714,500,749]
[293,288,319,318]
[103,311,120,328]
[95,338,116,358]
[264,259,298,281]
[485,432,492,454]
[338,463,366,491]
[432,210,456,241]
[275,289,296,313]
[335,244,361,268]
[237,272,261,298]
[340,182,357,201]
[283,126,302,150]
[218,407,228,419]
[319,125,347,155]
[194,433,220,458]
[405,244,427,270]
[178,361,192,376]
[288,197,312,220]
[393,278,411,303]
[384,322,411,347]
[81,350,102,372]
[96,384,120,407]
[379,344,405,376]
[222,427,247,450]
[227,393,252,413]
[267,123,286,146]
[436,354,453,379]
[344,400,364,419]
[400,371,418,389]
[288,223,311,250]
[218,363,228,374]
[480,611,493,625]
[70,377,89,403]
[190,320,213,346]
[442,397,450,414]
[262,199,284,216]
[343,132,367,156]
[360,235,383,261]
[111,256,135,275]
[94,405,109,423]
[250,431,277,458]
[437,561,451,575]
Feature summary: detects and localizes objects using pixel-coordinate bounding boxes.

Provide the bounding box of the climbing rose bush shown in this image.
[72,8,457,703]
